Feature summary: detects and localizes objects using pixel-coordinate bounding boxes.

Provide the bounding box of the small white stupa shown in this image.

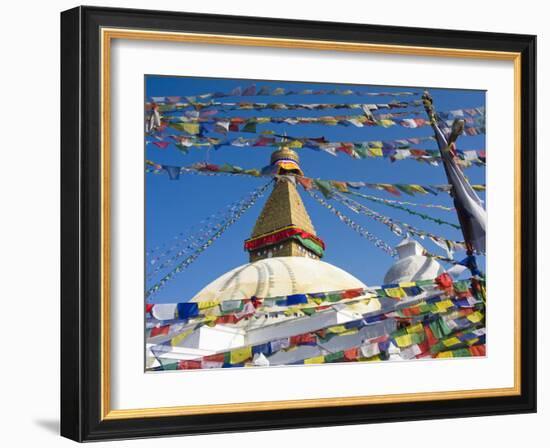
[383,237,445,284]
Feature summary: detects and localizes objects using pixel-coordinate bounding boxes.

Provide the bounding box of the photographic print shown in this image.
[60,9,536,439]
[144,76,487,372]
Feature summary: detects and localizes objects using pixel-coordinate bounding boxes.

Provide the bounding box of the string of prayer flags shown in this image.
[147,280,432,329]
[159,114,485,134]
[149,102,483,129]
[147,99,424,110]
[151,100,426,116]
[346,190,455,218]
[147,190,258,266]
[332,192,466,252]
[147,86,420,105]
[148,292,479,344]
[146,184,274,281]
[145,181,272,299]
[145,160,486,198]
[307,190,398,257]
[161,107,484,126]
[229,134,441,154]
[146,131,486,167]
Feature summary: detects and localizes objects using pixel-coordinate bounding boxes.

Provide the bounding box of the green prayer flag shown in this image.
[395,184,417,196]
[325,351,345,363]
[429,320,445,339]
[452,348,472,358]
[326,293,342,303]
[314,179,334,198]
[242,122,257,133]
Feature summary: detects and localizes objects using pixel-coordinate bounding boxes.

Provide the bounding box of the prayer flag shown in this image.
[230,346,252,364]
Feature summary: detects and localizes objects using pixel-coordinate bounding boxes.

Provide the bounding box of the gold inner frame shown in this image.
[100,27,522,420]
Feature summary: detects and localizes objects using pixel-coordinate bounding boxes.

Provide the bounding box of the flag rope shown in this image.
[145,180,273,299]
[307,190,397,257]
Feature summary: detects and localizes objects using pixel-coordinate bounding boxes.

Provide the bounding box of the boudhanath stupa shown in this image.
[146,147,486,371]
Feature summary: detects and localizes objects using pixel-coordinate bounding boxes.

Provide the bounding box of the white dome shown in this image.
[383,255,445,284]
[191,256,367,302]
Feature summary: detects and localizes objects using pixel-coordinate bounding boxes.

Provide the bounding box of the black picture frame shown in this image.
[61,5,536,442]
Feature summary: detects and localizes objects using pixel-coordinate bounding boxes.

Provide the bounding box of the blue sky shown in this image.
[145,75,485,304]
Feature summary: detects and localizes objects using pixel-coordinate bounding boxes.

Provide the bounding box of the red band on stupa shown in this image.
[244,226,325,252]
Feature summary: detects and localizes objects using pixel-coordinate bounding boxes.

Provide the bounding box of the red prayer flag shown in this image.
[150,325,170,337]
[469,344,486,357]
[178,360,202,370]
[296,176,314,191]
[435,273,453,290]
[424,325,438,347]
[416,340,430,355]
[383,185,402,196]
[341,288,364,299]
[216,315,238,324]
[202,353,226,363]
[290,333,316,346]
[344,347,358,361]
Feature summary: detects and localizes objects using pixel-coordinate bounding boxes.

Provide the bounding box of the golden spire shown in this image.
[244,147,325,262]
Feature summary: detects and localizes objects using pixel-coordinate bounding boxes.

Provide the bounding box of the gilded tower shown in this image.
[244,147,326,262]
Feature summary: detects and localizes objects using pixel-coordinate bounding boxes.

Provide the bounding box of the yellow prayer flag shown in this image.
[394,334,413,348]
[304,356,325,365]
[230,346,252,364]
[331,181,349,192]
[339,328,359,337]
[182,123,200,135]
[171,329,193,347]
[327,325,348,334]
[284,307,303,316]
[198,300,219,310]
[435,299,454,312]
[368,147,383,157]
[407,323,424,334]
[436,351,454,358]
[320,117,338,125]
[467,311,484,323]
[442,336,462,347]
[378,119,396,128]
[204,315,218,326]
[384,287,406,299]
[398,282,416,288]
[409,185,428,194]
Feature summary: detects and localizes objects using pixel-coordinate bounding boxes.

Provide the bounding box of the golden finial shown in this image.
[270,146,300,165]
